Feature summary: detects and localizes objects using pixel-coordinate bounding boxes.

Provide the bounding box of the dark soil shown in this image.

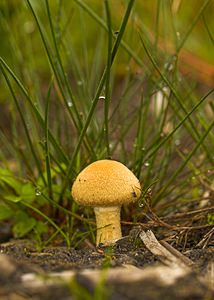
[0,233,213,300]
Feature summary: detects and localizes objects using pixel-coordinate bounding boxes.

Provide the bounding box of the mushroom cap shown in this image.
[71,160,141,207]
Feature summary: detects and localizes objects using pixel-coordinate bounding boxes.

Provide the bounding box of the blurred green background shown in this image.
[0,0,213,95]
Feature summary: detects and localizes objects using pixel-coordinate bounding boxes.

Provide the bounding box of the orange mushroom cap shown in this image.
[71,160,141,207]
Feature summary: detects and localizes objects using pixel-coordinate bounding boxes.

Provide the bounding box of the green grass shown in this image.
[0,0,213,246]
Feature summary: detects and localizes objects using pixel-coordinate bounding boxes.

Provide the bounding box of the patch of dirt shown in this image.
[0,237,158,272]
[0,234,213,300]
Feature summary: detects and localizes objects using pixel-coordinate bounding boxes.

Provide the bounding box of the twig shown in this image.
[195,227,214,249]
[159,240,194,266]
[139,230,193,268]
[122,220,213,231]
[161,206,214,221]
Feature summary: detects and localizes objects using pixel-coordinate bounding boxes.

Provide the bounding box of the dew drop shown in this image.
[24,21,35,34]
[77,80,83,86]
[41,138,46,144]
[144,162,150,167]
[35,188,41,196]
[164,62,174,72]
[175,139,181,146]
[164,62,168,70]
[99,96,105,100]
[68,101,73,107]
[168,64,174,71]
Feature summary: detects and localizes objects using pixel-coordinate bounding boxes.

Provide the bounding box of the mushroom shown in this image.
[71,159,141,246]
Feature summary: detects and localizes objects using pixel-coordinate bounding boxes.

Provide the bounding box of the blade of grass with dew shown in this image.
[44,79,53,199]
[153,118,214,205]
[59,0,136,200]
[0,57,68,164]
[134,94,146,178]
[0,64,47,185]
[104,0,112,158]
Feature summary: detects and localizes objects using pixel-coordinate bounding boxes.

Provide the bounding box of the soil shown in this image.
[0,232,213,300]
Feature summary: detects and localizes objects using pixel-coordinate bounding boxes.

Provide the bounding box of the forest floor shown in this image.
[0,227,213,300]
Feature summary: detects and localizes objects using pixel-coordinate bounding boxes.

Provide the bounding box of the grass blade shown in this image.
[44,80,53,199]
[104,0,112,157]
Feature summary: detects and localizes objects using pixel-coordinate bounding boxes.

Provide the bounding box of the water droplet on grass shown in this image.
[99,96,105,100]
[144,162,150,167]
[164,62,174,71]
[68,101,73,107]
[35,188,41,196]
[24,21,35,34]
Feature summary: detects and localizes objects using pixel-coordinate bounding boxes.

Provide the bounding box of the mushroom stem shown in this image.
[94,206,122,246]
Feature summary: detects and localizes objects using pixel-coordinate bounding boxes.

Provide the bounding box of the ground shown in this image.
[0,229,213,300]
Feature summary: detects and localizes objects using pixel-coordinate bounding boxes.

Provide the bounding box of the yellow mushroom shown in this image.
[71,160,141,246]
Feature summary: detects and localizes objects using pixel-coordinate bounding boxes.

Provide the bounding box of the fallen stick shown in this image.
[139,230,193,268]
